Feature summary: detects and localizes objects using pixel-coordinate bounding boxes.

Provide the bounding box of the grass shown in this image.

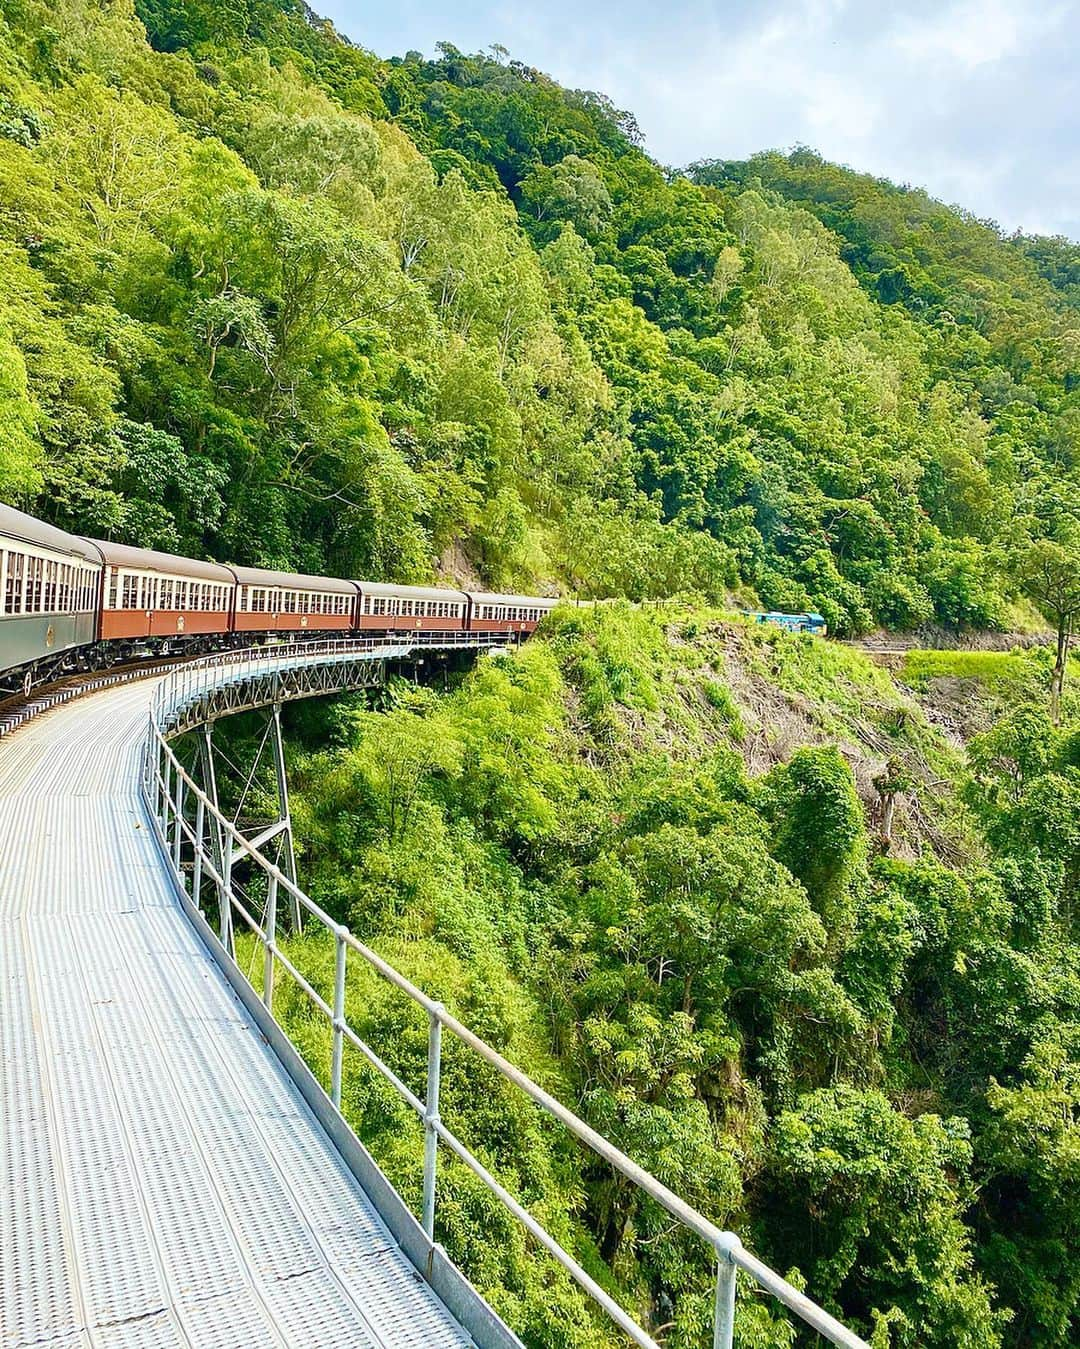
[901,649,1038,690]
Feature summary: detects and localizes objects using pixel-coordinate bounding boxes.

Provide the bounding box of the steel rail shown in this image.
[145,649,870,1349]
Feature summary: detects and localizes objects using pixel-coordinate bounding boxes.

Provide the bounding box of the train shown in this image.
[0,502,560,697]
[742,610,827,636]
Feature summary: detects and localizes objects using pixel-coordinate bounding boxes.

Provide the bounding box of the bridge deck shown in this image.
[0,674,476,1348]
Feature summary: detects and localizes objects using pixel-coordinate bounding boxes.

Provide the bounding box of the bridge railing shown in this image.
[143,651,868,1349]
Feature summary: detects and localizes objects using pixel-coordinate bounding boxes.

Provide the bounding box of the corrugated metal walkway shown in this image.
[0,675,476,1348]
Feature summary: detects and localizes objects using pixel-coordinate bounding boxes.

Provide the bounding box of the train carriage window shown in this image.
[27,556,41,613]
[159,578,173,609]
[5,550,23,614]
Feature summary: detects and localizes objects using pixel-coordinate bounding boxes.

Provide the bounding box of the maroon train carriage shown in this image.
[230,566,357,635]
[465,592,559,635]
[355,581,469,633]
[93,541,235,652]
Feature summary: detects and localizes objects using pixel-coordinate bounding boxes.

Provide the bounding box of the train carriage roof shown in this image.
[357,581,469,603]
[0,503,102,564]
[89,539,234,582]
[465,592,560,608]
[229,565,357,594]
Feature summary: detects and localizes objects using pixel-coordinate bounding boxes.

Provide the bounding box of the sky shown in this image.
[317,0,1080,241]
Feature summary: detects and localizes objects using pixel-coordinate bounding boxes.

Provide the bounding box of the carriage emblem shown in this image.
[45,624,55,648]
[176,616,185,633]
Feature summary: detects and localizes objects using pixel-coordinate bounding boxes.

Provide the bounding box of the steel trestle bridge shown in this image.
[2,638,868,1349]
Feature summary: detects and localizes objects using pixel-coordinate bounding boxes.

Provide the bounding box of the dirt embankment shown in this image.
[852,626,1050,655]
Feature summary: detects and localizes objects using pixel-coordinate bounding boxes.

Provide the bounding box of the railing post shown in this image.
[172,772,184,871]
[331,932,346,1108]
[221,835,234,957]
[422,1006,443,1241]
[192,793,205,911]
[713,1240,739,1349]
[263,873,278,1011]
[161,750,172,829]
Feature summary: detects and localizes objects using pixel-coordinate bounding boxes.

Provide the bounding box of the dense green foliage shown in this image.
[225,612,1079,1347]
[0,0,1076,630]
[5,1,1079,1341]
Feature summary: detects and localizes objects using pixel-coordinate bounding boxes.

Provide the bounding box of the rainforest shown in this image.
[1,0,1078,1343]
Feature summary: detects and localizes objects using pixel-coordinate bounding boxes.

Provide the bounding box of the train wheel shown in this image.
[22,669,33,698]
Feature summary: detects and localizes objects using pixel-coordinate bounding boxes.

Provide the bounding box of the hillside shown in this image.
[229,607,1079,1347]
[2,5,1078,1340]
[0,0,1077,635]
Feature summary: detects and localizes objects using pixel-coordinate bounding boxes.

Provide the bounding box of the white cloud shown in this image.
[889,0,1025,71]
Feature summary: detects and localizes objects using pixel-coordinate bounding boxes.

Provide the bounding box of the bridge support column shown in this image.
[198,720,233,957]
[270,702,301,934]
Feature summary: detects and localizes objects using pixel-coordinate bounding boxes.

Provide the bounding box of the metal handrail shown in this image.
[143,651,869,1349]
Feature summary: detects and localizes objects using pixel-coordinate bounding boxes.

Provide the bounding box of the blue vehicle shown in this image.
[742,610,827,636]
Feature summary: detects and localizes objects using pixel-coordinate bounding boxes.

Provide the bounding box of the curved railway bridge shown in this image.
[1,639,868,1349]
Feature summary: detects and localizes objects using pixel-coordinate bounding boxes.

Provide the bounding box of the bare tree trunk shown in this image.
[1051,621,1067,726]
[880,792,897,850]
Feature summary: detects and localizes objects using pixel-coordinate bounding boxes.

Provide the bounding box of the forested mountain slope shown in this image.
[2,2,1078,1344]
[0,0,1077,633]
[255,607,1080,1348]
